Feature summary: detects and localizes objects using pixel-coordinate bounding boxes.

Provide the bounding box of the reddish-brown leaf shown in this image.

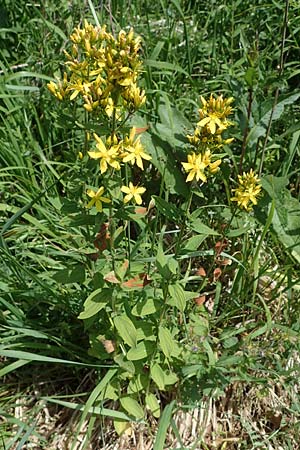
[215,239,228,257]
[196,267,206,277]
[213,267,222,281]
[135,126,149,134]
[122,273,151,289]
[194,295,206,306]
[94,223,110,252]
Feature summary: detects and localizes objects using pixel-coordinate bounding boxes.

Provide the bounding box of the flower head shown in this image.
[231,169,262,211]
[182,150,221,183]
[86,186,111,212]
[121,182,146,205]
[122,127,151,170]
[182,152,207,183]
[88,133,121,173]
[198,94,234,134]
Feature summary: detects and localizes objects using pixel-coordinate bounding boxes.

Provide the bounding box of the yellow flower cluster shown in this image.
[47,20,146,116]
[86,127,150,209]
[88,127,151,174]
[182,94,234,183]
[231,169,262,211]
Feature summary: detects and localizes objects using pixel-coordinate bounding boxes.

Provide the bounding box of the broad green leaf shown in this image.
[152,196,182,222]
[78,288,111,320]
[114,355,135,375]
[150,363,165,390]
[156,243,171,279]
[190,219,219,236]
[183,234,206,251]
[136,322,155,342]
[158,327,177,359]
[113,419,131,436]
[146,393,160,418]
[127,341,153,361]
[120,397,144,420]
[132,298,160,316]
[163,371,178,386]
[168,283,186,312]
[127,374,148,394]
[114,315,137,348]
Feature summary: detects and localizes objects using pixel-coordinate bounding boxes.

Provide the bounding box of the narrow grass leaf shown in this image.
[153,400,175,450]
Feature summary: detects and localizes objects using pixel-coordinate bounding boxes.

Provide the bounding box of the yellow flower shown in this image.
[123,84,146,109]
[121,182,146,205]
[182,152,207,183]
[86,187,111,212]
[198,94,234,134]
[122,127,151,170]
[68,80,91,101]
[88,133,121,174]
[182,150,222,183]
[231,169,262,211]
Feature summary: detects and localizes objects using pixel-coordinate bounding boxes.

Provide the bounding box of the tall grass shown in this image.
[1,1,300,449]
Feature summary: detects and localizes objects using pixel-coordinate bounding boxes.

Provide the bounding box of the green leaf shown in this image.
[153,401,175,450]
[247,92,300,147]
[120,397,144,420]
[156,243,171,279]
[136,322,155,342]
[158,327,179,359]
[132,114,188,197]
[151,363,166,390]
[127,341,153,361]
[152,196,182,222]
[78,288,111,320]
[114,355,135,375]
[44,397,132,421]
[113,419,131,436]
[163,371,178,386]
[127,374,148,394]
[244,67,257,87]
[256,175,300,263]
[144,59,189,77]
[189,219,219,236]
[53,264,85,284]
[132,298,160,316]
[183,234,206,251]
[168,283,186,312]
[114,315,137,348]
[146,393,160,418]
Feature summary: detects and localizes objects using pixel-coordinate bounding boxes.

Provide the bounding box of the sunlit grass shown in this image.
[1,1,300,449]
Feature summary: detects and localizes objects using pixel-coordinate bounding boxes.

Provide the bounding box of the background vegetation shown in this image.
[1,0,300,449]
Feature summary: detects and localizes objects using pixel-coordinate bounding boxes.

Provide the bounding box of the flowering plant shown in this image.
[48,20,263,433]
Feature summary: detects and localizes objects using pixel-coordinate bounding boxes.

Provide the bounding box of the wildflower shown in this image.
[86,187,111,212]
[122,127,151,170]
[68,79,91,101]
[182,152,207,183]
[198,94,234,134]
[231,169,262,211]
[88,133,121,173]
[182,150,222,183]
[121,182,146,205]
[47,73,68,101]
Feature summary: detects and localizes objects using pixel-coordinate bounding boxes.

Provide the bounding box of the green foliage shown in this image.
[1,1,300,449]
